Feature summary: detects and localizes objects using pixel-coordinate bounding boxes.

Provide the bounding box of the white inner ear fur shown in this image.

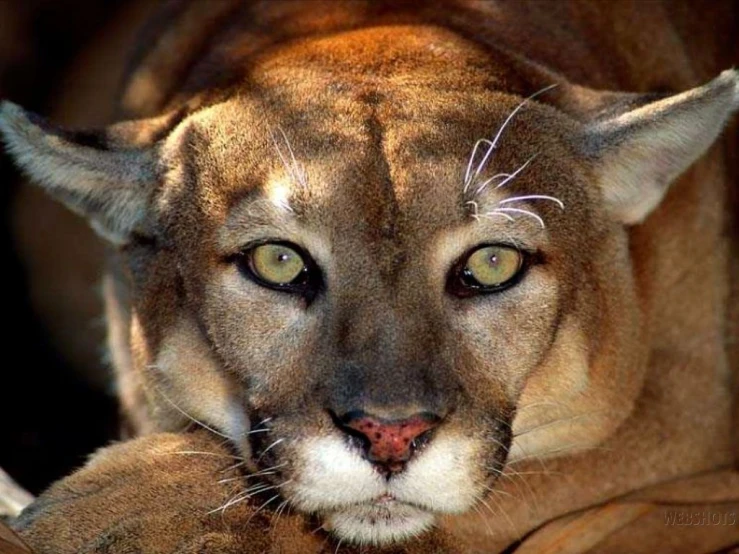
[585,69,739,225]
[0,101,157,244]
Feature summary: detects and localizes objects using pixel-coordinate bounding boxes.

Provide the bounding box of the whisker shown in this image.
[217,470,280,484]
[464,138,494,192]
[473,172,511,194]
[502,469,566,477]
[478,494,519,539]
[498,194,565,210]
[488,84,558,152]
[496,470,541,514]
[513,411,604,439]
[208,480,289,516]
[493,207,545,228]
[479,210,515,223]
[277,127,306,188]
[465,200,480,220]
[270,130,298,185]
[217,460,289,484]
[471,503,496,536]
[488,435,510,454]
[464,84,556,193]
[516,400,567,412]
[482,484,515,500]
[164,450,243,460]
[257,438,285,462]
[152,386,232,441]
[493,155,537,191]
[246,492,284,524]
[508,443,614,465]
[470,139,497,189]
[220,460,247,473]
[271,499,291,533]
[246,428,271,435]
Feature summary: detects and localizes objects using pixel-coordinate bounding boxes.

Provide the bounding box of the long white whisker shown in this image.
[257,438,285,462]
[489,84,558,152]
[464,138,494,191]
[246,428,271,435]
[246,493,284,524]
[465,200,480,220]
[493,154,537,191]
[277,127,306,187]
[494,207,545,228]
[208,480,290,516]
[153,386,232,441]
[473,172,510,194]
[465,84,556,191]
[498,194,565,210]
[513,411,602,438]
[163,450,243,460]
[479,210,516,223]
[470,140,497,189]
[217,468,282,484]
[271,129,299,185]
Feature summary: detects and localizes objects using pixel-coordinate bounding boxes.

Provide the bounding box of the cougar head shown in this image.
[2,27,737,546]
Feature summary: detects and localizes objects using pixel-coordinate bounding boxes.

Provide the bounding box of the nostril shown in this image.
[334,410,441,473]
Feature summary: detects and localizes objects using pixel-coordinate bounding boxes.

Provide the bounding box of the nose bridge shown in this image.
[329,290,455,416]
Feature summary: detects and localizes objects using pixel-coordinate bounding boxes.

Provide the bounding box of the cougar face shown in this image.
[139,89,638,543]
[2,24,736,546]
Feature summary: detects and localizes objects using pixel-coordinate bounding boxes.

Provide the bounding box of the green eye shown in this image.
[248,243,307,286]
[455,245,524,293]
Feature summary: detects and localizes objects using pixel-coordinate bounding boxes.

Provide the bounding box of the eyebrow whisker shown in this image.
[464,138,495,192]
[493,155,537,191]
[488,84,558,152]
[473,172,511,195]
[498,194,565,210]
[480,210,516,223]
[277,126,307,188]
[493,207,546,228]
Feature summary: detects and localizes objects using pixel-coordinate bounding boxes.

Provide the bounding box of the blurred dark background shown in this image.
[0,0,130,494]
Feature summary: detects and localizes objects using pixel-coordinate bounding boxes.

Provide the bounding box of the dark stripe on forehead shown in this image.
[360,89,399,243]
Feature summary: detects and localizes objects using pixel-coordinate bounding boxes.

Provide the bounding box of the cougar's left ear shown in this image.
[580,69,739,225]
[0,102,174,244]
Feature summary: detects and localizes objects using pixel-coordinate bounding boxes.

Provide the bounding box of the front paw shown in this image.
[12,432,323,554]
[13,432,460,553]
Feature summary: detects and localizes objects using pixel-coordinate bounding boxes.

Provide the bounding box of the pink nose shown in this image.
[342,412,440,473]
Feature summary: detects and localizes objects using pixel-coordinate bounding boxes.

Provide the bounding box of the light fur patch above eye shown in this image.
[265,177,294,214]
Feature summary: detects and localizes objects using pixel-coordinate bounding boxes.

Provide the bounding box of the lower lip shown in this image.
[373,494,397,505]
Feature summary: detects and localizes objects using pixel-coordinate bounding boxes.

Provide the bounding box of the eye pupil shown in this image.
[238,241,318,296]
[450,244,525,296]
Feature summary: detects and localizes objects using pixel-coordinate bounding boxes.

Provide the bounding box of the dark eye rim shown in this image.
[447,243,533,298]
[233,240,322,297]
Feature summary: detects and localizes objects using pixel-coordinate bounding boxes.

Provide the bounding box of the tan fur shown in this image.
[2,1,738,552]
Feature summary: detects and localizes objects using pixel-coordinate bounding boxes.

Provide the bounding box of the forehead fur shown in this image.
[157,83,590,264]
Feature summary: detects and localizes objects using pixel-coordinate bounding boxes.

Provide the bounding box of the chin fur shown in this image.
[325,503,436,546]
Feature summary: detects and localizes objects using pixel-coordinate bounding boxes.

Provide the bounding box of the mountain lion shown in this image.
[1,1,737,552]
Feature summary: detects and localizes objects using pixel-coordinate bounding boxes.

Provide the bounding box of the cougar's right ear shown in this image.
[0,102,177,244]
